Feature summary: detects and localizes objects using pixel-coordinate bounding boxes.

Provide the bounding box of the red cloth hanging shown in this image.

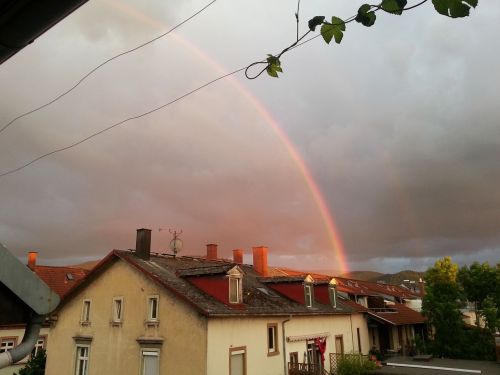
[314,337,327,364]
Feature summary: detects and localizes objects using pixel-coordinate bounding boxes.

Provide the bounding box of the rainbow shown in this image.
[104,0,349,274]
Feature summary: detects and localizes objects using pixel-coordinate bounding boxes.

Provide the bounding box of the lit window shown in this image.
[112,297,123,323]
[141,350,159,375]
[148,296,159,321]
[81,300,91,324]
[267,324,279,355]
[0,338,16,353]
[75,345,90,375]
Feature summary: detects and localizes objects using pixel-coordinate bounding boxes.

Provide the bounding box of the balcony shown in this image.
[288,362,322,375]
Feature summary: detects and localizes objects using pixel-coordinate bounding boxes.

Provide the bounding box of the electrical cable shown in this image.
[0,0,217,137]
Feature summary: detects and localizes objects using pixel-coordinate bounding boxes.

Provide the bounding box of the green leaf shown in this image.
[355,4,377,27]
[308,16,325,31]
[432,0,478,18]
[321,17,346,44]
[266,55,282,78]
[381,0,407,15]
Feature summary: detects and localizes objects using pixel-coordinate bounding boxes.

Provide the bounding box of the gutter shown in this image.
[282,316,291,375]
[0,314,44,369]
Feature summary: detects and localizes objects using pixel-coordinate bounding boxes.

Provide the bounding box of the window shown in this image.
[141,350,159,375]
[81,300,91,324]
[112,297,123,323]
[289,352,299,364]
[304,284,313,307]
[31,337,46,357]
[227,266,243,304]
[0,337,16,353]
[229,277,242,304]
[229,347,246,375]
[329,286,337,308]
[267,323,279,355]
[147,296,159,321]
[75,345,90,375]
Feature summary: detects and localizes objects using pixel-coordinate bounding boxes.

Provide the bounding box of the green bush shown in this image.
[337,355,377,375]
[13,349,46,375]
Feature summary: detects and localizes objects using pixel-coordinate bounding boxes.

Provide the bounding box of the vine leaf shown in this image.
[381,0,407,15]
[266,55,282,78]
[308,16,326,31]
[321,17,346,44]
[432,0,478,18]
[355,4,377,27]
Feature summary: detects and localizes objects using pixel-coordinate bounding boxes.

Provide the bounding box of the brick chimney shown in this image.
[136,228,152,261]
[27,251,38,269]
[206,244,218,260]
[232,249,243,264]
[252,246,268,276]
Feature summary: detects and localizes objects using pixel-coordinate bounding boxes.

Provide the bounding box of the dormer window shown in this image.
[227,266,243,304]
[303,275,315,308]
[329,278,338,309]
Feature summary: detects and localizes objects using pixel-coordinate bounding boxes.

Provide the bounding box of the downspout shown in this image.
[0,314,44,369]
[282,316,291,375]
[349,314,355,352]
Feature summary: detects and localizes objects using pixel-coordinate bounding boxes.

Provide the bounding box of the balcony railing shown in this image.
[288,362,322,375]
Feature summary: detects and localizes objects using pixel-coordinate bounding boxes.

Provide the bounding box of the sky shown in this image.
[0,0,498,274]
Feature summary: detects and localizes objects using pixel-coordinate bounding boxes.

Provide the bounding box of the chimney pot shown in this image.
[136,228,152,261]
[27,251,38,269]
[206,244,218,260]
[252,246,268,276]
[232,249,244,264]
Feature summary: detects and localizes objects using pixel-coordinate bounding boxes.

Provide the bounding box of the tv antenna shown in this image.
[168,229,183,258]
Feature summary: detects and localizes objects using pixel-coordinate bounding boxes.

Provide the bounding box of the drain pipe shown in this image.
[282,315,292,375]
[0,314,44,369]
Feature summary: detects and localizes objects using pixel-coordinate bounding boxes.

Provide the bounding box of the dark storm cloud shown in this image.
[1,0,499,272]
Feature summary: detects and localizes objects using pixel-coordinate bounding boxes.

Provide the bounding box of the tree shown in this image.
[421,256,464,357]
[247,0,480,79]
[13,349,46,375]
[458,262,496,327]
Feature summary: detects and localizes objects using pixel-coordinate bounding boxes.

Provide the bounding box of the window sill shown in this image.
[110,321,122,327]
[145,320,159,327]
[79,321,91,327]
[267,350,280,357]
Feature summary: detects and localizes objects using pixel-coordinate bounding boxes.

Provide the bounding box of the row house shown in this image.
[45,229,369,375]
[0,252,87,375]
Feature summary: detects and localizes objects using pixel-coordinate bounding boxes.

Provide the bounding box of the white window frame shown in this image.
[112,297,124,323]
[74,344,90,375]
[31,337,46,357]
[147,296,159,322]
[81,299,91,324]
[267,323,279,355]
[304,284,313,307]
[229,276,242,304]
[141,349,160,375]
[0,338,16,353]
[329,286,337,308]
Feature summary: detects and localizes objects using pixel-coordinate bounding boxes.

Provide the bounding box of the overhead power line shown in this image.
[0,0,217,136]
[0,67,245,178]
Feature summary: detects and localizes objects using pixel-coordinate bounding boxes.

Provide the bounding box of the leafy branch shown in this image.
[245,0,479,79]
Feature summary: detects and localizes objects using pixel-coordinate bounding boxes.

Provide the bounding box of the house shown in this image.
[0,251,87,375]
[329,277,426,356]
[45,229,370,375]
[268,269,427,356]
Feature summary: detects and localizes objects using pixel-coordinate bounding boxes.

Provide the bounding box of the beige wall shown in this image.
[45,259,207,375]
[206,313,369,375]
[0,326,49,375]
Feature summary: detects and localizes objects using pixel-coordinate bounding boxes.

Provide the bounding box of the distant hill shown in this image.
[70,260,100,270]
[340,270,424,285]
[339,271,384,281]
[371,270,425,285]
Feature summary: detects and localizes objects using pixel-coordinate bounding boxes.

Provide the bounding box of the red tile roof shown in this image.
[368,302,426,325]
[33,265,88,298]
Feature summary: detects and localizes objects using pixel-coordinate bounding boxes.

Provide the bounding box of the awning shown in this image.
[287,332,330,342]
